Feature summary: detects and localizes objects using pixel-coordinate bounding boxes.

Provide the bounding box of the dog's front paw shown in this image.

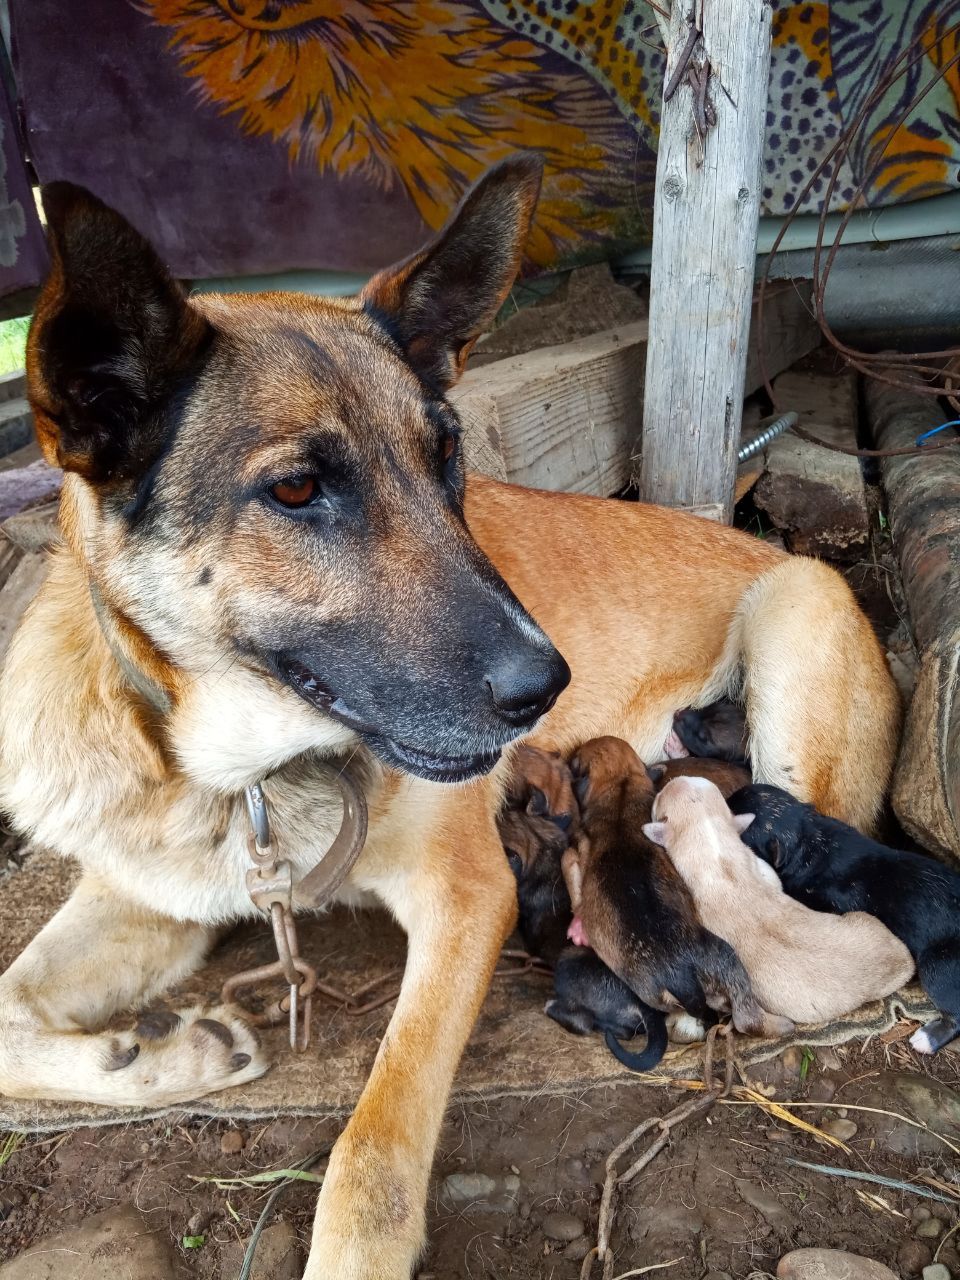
[103,1002,269,1105]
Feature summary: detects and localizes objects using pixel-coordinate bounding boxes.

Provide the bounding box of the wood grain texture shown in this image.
[638,0,774,521]
[452,321,648,495]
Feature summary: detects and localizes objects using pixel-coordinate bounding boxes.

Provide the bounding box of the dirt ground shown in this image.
[4,1035,960,1279]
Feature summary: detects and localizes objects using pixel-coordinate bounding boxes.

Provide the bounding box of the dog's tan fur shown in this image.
[0,163,901,1279]
[646,777,916,1024]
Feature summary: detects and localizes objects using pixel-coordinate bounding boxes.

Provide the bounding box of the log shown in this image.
[0,552,47,667]
[451,322,648,494]
[867,381,960,858]
[638,0,774,522]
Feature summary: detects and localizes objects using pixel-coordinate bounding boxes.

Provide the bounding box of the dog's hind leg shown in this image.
[0,873,267,1105]
[731,557,900,832]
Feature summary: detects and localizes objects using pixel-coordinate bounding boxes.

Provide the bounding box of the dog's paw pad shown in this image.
[191,1017,235,1049]
[135,1010,182,1041]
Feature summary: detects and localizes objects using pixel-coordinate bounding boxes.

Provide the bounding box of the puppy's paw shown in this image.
[663,730,690,760]
[666,1011,707,1044]
[102,1002,269,1104]
[910,1025,936,1054]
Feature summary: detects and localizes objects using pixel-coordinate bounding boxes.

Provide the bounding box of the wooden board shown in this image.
[0,551,46,666]
[754,369,868,560]
[451,321,648,495]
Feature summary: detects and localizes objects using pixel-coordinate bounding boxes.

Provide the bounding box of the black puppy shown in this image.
[498,746,668,1071]
[725,783,959,1052]
[671,699,749,766]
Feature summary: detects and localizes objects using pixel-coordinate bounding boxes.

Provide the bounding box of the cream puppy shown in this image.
[644,778,915,1025]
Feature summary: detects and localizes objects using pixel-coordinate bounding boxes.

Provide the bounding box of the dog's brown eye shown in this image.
[271,476,317,507]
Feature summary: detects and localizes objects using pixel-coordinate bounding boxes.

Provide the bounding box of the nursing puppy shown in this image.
[667,699,749,765]
[646,778,915,1024]
[564,737,792,1038]
[647,756,752,798]
[727,783,955,1053]
[498,746,668,1070]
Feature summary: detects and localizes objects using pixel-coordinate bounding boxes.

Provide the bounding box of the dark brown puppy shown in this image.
[670,699,749,765]
[564,737,793,1038]
[647,756,752,799]
[498,746,668,1070]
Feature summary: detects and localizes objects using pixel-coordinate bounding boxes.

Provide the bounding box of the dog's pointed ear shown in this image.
[361,153,543,393]
[642,821,668,846]
[28,182,210,482]
[732,813,755,835]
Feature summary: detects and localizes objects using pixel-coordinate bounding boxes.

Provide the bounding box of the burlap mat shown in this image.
[0,851,935,1133]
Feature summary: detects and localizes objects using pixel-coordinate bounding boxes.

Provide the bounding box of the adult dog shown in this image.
[0,155,898,1278]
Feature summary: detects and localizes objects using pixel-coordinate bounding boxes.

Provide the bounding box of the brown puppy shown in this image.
[498,745,669,1070]
[645,778,915,1024]
[647,756,752,799]
[563,737,793,1038]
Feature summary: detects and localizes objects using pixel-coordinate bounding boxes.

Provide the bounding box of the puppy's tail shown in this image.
[604,1007,668,1072]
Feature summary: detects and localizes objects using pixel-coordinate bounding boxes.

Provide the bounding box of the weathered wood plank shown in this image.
[0,552,46,667]
[753,368,868,561]
[451,321,648,495]
[2,500,62,553]
[637,0,774,522]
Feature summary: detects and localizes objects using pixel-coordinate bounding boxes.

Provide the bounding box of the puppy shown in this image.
[498,746,668,1071]
[564,737,792,1039]
[647,756,752,798]
[666,699,749,765]
[728,783,956,1053]
[646,778,915,1025]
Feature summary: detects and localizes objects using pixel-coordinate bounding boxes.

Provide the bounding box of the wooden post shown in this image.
[637,0,774,522]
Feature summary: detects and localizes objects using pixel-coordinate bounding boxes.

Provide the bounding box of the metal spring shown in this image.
[737,411,798,463]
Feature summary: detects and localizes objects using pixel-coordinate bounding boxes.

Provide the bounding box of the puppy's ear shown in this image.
[361,154,542,393]
[526,786,548,817]
[646,762,667,784]
[573,774,590,807]
[29,183,210,483]
[732,813,755,835]
[768,836,783,868]
[642,821,669,846]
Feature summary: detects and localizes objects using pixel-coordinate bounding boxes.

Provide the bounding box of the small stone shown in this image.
[220,1128,245,1156]
[439,1172,520,1212]
[542,1212,586,1243]
[777,1248,899,1280]
[819,1048,842,1071]
[916,1220,945,1240]
[0,1206,176,1279]
[923,1266,952,1280]
[562,1237,593,1262]
[186,1210,213,1237]
[914,1208,933,1224]
[646,1205,705,1239]
[809,1079,837,1103]
[897,1242,933,1276]
[736,1179,793,1231]
[219,1222,300,1280]
[781,1047,804,1075]
[563,1157,591,1185]
[822,1119,858,1141]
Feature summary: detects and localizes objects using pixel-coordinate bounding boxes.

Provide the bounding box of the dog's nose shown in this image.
[486,648,571,728]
